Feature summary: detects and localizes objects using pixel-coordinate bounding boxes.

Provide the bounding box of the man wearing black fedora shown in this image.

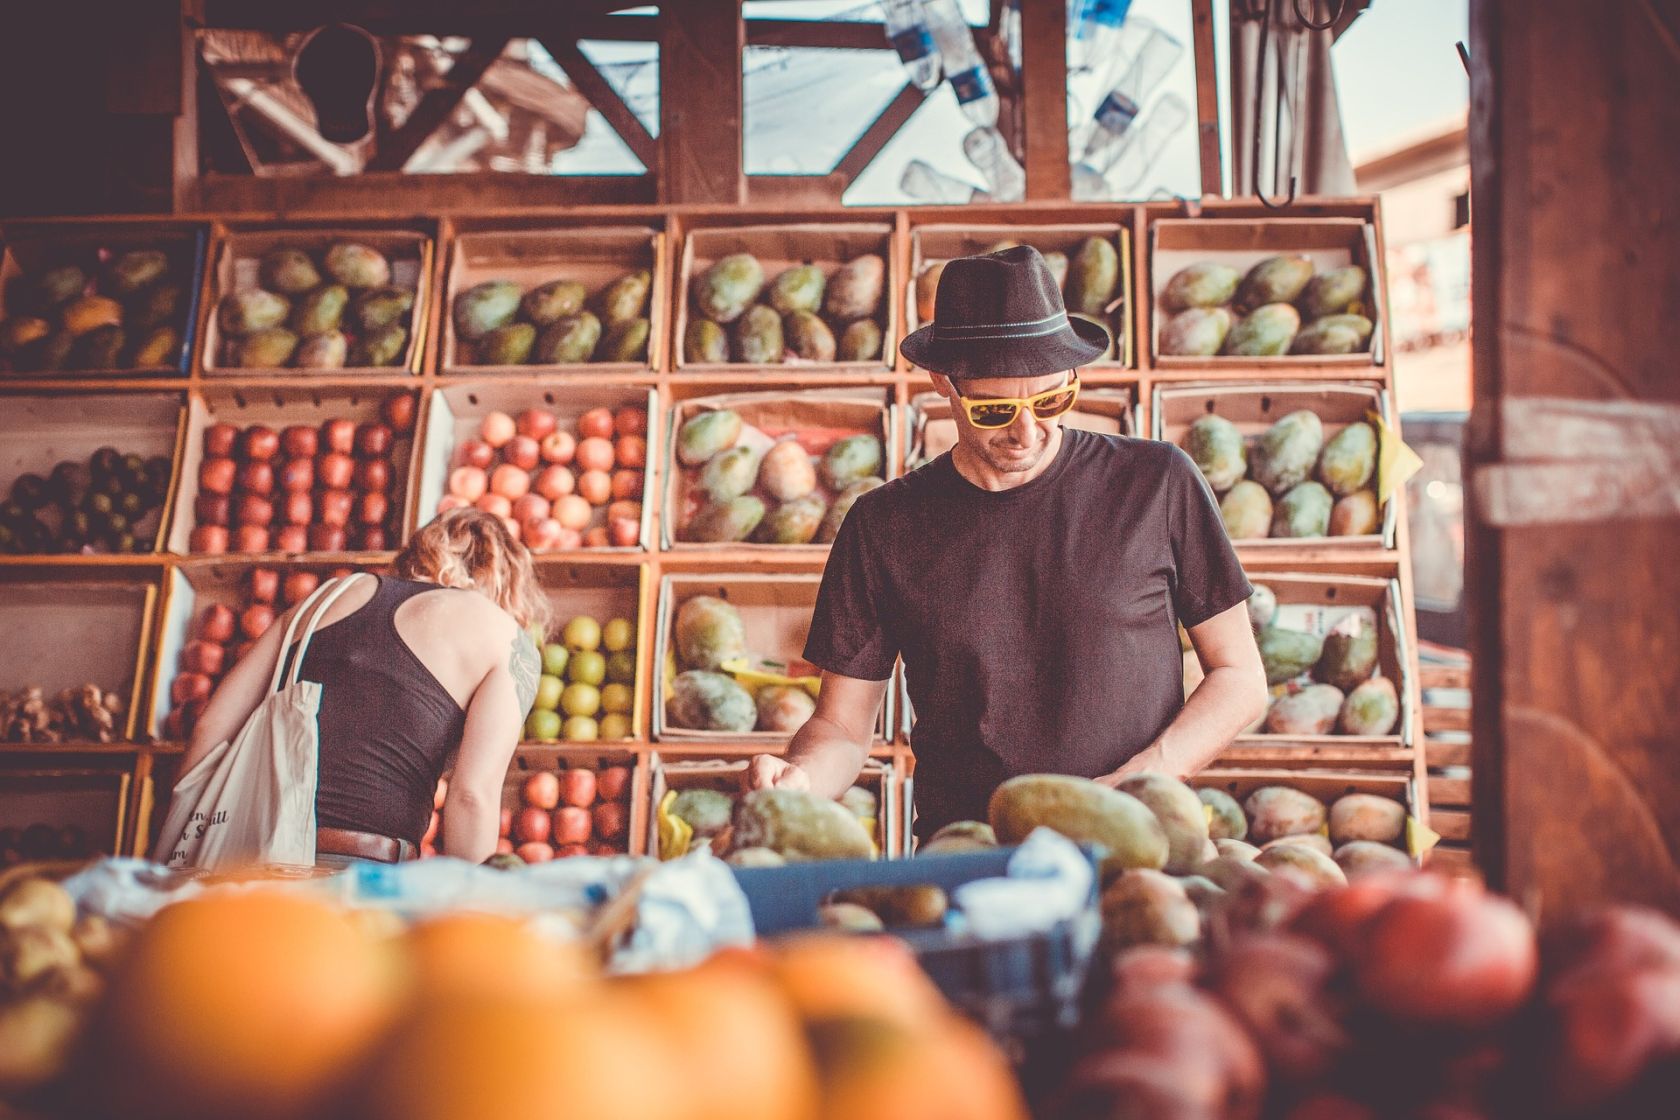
[748,245,1268,842]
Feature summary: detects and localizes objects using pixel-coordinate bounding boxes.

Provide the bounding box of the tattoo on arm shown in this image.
[509,631,540,716]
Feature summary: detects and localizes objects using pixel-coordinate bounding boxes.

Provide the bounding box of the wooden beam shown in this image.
[538,34,658,171]
[366,34,513,172]
[1191,0,1222,196]
[832,83,924,186]
[1020,0,1069,199]
[659,0,744,205]
[745,174,846,209]
[196,170,655,214]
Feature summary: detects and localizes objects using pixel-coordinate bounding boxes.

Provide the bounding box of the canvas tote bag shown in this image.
[157,573,371,871]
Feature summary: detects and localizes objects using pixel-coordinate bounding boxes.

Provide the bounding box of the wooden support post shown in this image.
[659,0,745,205]
[1191,0,1222,196]
[1020,0,1070,200]
[833,83,925,187]
[1467,0,1680,920]
[539,34,659,172]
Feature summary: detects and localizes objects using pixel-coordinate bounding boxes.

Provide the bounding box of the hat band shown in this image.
[934,310,1071,342]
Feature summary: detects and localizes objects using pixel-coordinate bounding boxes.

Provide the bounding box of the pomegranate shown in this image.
[1090,985,1266,1120]
[1205,933,1346,1082]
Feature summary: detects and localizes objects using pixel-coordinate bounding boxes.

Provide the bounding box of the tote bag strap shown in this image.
[267,573,373,693]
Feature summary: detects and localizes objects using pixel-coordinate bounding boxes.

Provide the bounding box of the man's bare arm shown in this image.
[745,672,888,798]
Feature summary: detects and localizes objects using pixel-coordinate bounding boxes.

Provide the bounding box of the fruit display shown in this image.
[181,392,415,555]
[426,760,637,861]
[1,447,173,555]
[661,589,832,737]
[0,686,127,744]
[430,403,645,550]
[669,402,886,546]
[523,613,639,743]
[659,769,886,862]
[1246,581,1403,738]
[1182,407,1385,541]
[913,232,1122,361]
[451,268,652,366]
[681,237,890,366]
[209,240,420,371]
[1157,254,1376,358]
[0,239,193,375]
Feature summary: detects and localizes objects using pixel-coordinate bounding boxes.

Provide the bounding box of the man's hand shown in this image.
[745,754,811,792]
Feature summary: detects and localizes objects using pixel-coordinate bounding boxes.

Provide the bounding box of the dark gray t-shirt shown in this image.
[804,427,1251,839]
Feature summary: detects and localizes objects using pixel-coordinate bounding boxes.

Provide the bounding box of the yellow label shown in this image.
[1370,408,1424,505]
[1406,815,1441,860]
[657,789,693,861]
[1203,803,1215,828]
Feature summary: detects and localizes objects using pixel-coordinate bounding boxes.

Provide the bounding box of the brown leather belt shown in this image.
[316,827,417,864]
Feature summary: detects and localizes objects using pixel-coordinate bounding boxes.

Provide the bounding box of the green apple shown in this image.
[525,708,562,742]
[541,642,569,678]
[534,673,564,711]
[560,682,601,718]
[562,615,602,652]
[598,713,632,740]
[562,715,599,742]
[600,683,633,714]
[568,650,607,687]
[606,650,637,684]
[602,617,634,653]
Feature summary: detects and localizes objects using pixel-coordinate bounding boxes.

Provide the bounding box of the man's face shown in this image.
[935,370,1075,475]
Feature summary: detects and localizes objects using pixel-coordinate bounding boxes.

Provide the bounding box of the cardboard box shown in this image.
[1190,765,1428,862]
[0,391,186,555]
[440,225,665,374]
[533,563,650,743]
[200,225,433,377]
[1153,381,1398,549]
[1148,217,1384,367]
[166,385,420,556]
[907,223,1133,368]
[408,382,655,550]
[663,388,896,552]
[0,570,159,740]
[497,745,646,856]
[904,385,1134,469]
[675,222,897,371]
[652,573,891,744]
[645,754,901,859]
[0,220,206,377]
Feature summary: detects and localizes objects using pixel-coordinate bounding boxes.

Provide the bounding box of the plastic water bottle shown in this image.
[962,126,1025,201]
[1067,0,1134,74]
[1076,23,1183,170]
[882,0,942,91]
[1000,0,1023,74]
[923,0,999,126]
[1070,92,1192,199]
[900,159,993,204]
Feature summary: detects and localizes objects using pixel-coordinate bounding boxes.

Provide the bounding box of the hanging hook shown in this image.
[1250,0,1298,209]
[1293,0,1348,32]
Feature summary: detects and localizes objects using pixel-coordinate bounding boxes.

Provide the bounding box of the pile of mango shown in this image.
[1186,408,1381,540]
[0,246,188,374]
[663,783,880,865]
[1248,582,1402,737]
[452,269,650,366]
[915,236,1120,358]
[665,595,821,735]
[683,251,886,364]
[674,408,884,545]
[1158,255,1373,357]
[217,243,415,370]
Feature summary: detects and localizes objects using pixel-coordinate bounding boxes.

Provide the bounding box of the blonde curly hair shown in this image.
[394,507,551,634]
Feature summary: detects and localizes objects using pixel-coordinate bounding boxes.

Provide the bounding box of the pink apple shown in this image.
[517,409,558,440]
[539,431,576,465]
[436,494,469,513]
[534,465,576,501]
[479,411,516,448]
[554,494,592,531]
[500,516,521,541]
[525,517,564,550]
[512,493,551,525]
[556,527,583,550]
[489,463,531,500]
[448,465,488,502]
[475,492,513,518]
[456,438,495,470]
[505,434,541,471]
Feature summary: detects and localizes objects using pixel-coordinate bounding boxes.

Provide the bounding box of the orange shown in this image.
[771,935,948,1029]
[819,1014,1029,1120]
[403,912,596,1003]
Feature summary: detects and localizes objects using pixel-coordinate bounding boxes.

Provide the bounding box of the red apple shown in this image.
[282,571,320,606]
[575,437,614,474]
[614,436,647,469]
[240,603,274,639]
[237,460,275,497]
[381,393,417,434]
[614,407,647,438]
[480,411,516,448]
[355,459,391,493]
[611,469,644,502]
[499,516,521,542]
[357,491,388,526]
[194,494,231,527]
[200,603,237,643]
[558,769,596,808]
[524,518,563,551]
[475,493,512,519]
[162,708,185,740]
[504,435,541,472]
[539,431,576,465]
[276,525,309,553]
[596,765,631,802]
[582,527,610,548]
[171,671,213,706]
[576,470,611,507]
[555,843,588,859]
[241,425,279,462]
[495,837,514,855]
[280,458,314,493]
[587,840,619,857]
[321,418,356,456]
[606,500,641,525]
[281,425,319,459]
[182,639,226,676]
[329,566,355,580]
[318,489,354,528]
[359,526,390,551]
[511,494,550,526]
[203,422,239,457]
[498,806,514,837]
[308,524,347,552]
[534,465,575,502]
[515,806,552,844]
[198,457,236,496]
[577,408,614,441]
[555,527,583,551]
[282,491,313,527]
[190,525,229,554]
[447,466,487,502]
[516,841,554,864]
[608,517,640,548]
[247,567,280,604]
[516,409,557,440]
[236,494,274,528]
[234,525,270,553]
[317,452,355,491]
[522,771,560,810]
[551,806,592,846]
[456,439,495,470]
[356,422,393,458]
[593,801,628,841]
[436,495,468,514]
[489,464,530,500]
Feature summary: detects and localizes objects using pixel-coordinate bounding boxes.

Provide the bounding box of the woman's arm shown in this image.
[176,600,301,777]
[442,621,534,862]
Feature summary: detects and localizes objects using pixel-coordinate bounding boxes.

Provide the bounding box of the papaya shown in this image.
[686,496,766,543]
[1291,314,1374,356]
[1100,869,1199,952]
[698,446,760,503]
[1159,306,1233,357]
[989,774,1168,871]
[1116,773,1209,874]
[1065,237,1119,316]
[1246,584,1277,632]
[670,788,735,837]
[768,264,826,315]
[1244,786,1326,844]
[731,788,876,862]
[756,685,817,732]
[683,319,729,363]
[758,441,817,502]
[1316,621,1378,692]
[477,322,537,366]
[258,249,320,295]
[1330,490,1381,537]
[1334,841,1412,878]
[323,243,390,288]
[522,279,588,327]
[595,270,650,330]
[784,310,836,362]
[453,280,521,340]
[599,318,650,364]
[752,495,827,545]
[290,284,347,336]
[820,435,883,491]
[106,249,169,295]
[1338,677,1400,736]
[351,287,415,332]
[838,319,883,362]
[1223,303,1301,357]
[535,312,601,364]
[1328,793,1406,847]
[293,331,348,370]
[1197,788,1248,842]
[1255,843,1346,890]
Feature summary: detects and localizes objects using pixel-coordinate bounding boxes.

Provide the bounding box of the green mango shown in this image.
[1247,584,1277,632]
[1272,481,1334,538]
[127,284,182,331]
[105,250,169,295]
[817,477,884,543]
[352,323,408,367]
[128,326,180,369]
[1318,422,1377,496]
[666,670,757,732]
[676,410,742,467]
[1117,772,1209,875]
[1042,251,1070,290]
[1259,626,1324,686]
[694,252,765,325]
[351,287,415,332]
[1338,677,1399,736]
[767,264,826,315]
[989,774,1167,870]
[698,446,760,503]
[1234,255,1314,313]
[293,330,348,369]
[757,685,818,732]
[1185,414,1246,491]
[837,319,883,362]
[1265,684,1345,735]
[733,304,784,364]
[732,788,875,862]
[1160,306,1232,357]
[219,289,289,336]
[323,242,390,288]
[290,284,348,336]
[684,319,728,363]
[1065,237,1119,316]
[235,327,298,369]
[727,847,787,868]
[784,310,836,362]
[1220,480,1273,539]
[686,495,766,543]
[823,254,885,321]
[1160,262,1241,313]
[1222,303,1301,357]
[1330,490,1381,537]
[752,494,827,545]
[35,265,87,308]
[820,435,883,490]
[920,821,997,855]
[454,280,522,340]
[522,279,588,327]
[1317,622,1379,693]
[1251,410,1325,495]
[33,332,75,372]
[1198,788,1248,842]
[670,789,735,836]
[535,312,602,364]
[0,316,50,357]
[1292,314,1374,356]
[1069,312,1116,359]
[675,595,747,670]
[71,326,126,371]
[476,322,536,366]
[1298,265,1367,319]
[759,442,817,502]
[258,249,321,295]
[595,270,650,330]
[599,317,650,363]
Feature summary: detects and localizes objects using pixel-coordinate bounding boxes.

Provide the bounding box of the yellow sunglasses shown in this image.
[957,376,1081,429]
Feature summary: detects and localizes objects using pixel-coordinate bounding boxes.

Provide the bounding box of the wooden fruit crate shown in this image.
[498,744,646,857]
[0,759,132,863]
[531,563,650,744]
[1190,764,1430,863]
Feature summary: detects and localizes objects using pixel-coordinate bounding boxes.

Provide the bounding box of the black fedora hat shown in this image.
[899,244,1110,379]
